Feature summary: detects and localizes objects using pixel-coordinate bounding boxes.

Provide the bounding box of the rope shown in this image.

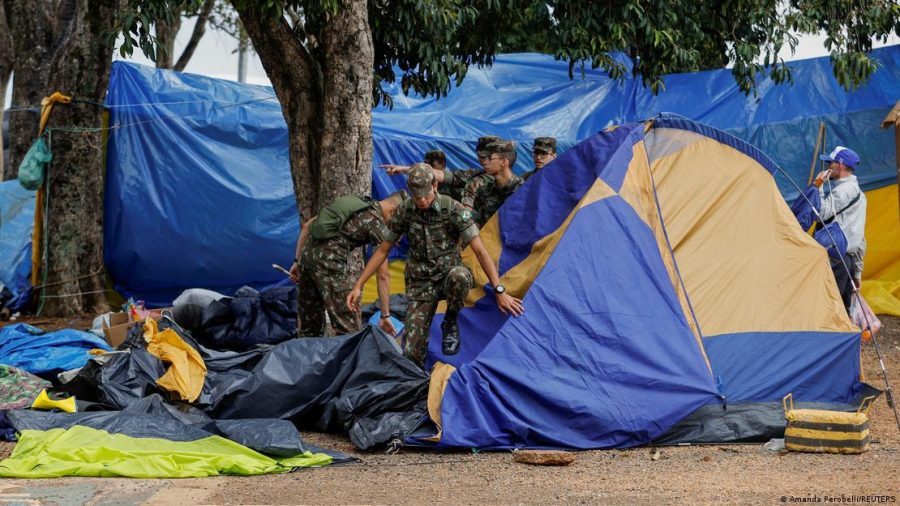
[31,269,105,289]
[5,96,277,115]
[36,95,278,135]
[332,457,478,468]
[39,289,109,299]
[35,131,52,317]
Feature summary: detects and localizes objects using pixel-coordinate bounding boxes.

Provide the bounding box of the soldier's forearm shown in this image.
[471,237,502,288]
[355,241,392,289]
[376,262,391,315]
[295,216,316,262]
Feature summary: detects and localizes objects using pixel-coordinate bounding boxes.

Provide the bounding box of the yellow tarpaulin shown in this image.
[142,319,207,402]
[860,184,900,316]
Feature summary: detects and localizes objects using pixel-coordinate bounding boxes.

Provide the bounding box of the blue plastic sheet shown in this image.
[0,324,111,375]
[0,181,34,311]
[101,45,900,305]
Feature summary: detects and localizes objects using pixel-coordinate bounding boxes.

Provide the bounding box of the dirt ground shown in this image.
[0,315,897,505]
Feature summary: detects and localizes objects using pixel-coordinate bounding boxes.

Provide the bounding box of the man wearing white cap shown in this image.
[814,145,867,313]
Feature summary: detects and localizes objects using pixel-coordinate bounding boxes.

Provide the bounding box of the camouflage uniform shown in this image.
[462,173,523,227]
[298,200,390,337]
[462,140,524,227]
[437,135,500,201]
[387,165,479,366]
[439,168,481,201]
[523,136,557,182]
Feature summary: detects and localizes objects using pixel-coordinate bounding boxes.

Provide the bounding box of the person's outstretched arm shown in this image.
[468,236,524,316]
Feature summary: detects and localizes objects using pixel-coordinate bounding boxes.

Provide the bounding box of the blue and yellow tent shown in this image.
[420,118,863,449]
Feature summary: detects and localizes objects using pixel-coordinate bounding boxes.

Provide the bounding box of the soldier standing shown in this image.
[346,164,524,368]
[462,140,523,227]
[289,192,407,337]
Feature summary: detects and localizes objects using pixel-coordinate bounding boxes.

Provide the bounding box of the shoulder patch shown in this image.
[461,210,471,221]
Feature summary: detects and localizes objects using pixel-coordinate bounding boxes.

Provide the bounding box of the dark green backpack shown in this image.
[309,196,373,240]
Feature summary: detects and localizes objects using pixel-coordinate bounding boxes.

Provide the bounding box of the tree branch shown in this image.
[174,0,215,71]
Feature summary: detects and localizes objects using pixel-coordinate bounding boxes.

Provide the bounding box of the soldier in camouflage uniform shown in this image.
[379,136,501,201]
[347,164,525,368]
[462,140,524,227]
[436,135,501,201]
[424,149,446,172]
[289,192,407,337]
[523,136,557,182]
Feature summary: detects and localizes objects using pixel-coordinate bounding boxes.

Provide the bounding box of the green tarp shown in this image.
[0,426,332,478]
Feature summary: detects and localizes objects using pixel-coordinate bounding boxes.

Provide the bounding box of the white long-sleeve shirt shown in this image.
[819,174,867,275]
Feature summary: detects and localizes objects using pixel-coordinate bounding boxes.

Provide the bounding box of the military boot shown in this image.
[441,311,461,355]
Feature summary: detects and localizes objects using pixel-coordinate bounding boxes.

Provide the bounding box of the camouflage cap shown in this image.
[476,135,502,156]
[483,139,516,155]
[424,149,446,164]
[407,163,435,198]
[533,137,557,154]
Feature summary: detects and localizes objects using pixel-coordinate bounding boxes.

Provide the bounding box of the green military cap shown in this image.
[476,135,502,157]
[407,163,435,198]
[483,139,516,155]
[533,137,557,154]
[424,149,446,164]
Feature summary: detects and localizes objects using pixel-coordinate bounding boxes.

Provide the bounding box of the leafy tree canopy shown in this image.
[118,0,900,101]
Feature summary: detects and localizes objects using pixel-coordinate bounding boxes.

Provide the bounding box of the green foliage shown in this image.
[118,0,900,100]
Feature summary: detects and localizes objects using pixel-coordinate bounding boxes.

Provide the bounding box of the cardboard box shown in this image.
[101,313,135,348]
[100,310,172,348]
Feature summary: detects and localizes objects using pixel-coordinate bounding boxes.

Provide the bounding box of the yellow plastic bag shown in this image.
[142,319,207,402]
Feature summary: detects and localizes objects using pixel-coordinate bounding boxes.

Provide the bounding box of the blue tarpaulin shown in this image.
[0,324,111,375]
[94,45,899,304]
[0,181,34,311]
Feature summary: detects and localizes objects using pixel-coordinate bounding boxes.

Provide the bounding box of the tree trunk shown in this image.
[317,0,374,206]
[233,1,374,217]
[233,4,322,218]
[4,0,54,180]
[38,0,119,316]
[0,1,13,179]
[155,7,182,69]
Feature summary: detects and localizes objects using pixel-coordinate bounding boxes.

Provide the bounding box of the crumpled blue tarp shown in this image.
[0,180,34,311]
[0,324,111,375]
[96,45,900,305]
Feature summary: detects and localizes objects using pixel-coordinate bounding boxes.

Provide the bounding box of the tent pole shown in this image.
[806,122,825,186]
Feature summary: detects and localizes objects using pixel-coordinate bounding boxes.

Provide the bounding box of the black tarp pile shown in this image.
[0,286,430,478]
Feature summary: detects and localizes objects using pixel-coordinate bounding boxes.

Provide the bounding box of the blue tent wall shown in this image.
[102,45,900,304]
[103,64,295,305]
[0,181,34,311]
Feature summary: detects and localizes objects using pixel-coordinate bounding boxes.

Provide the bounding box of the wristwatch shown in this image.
[495,284,506,294]
[380,313,391,319]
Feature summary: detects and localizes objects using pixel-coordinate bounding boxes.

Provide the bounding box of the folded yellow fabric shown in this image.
[143,319,207,402]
